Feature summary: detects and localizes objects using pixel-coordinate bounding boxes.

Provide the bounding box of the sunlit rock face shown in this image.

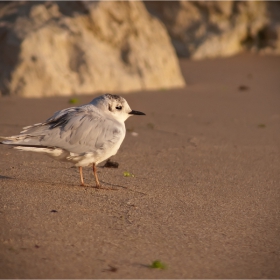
[0,1,185,97]
[145,1,280,59]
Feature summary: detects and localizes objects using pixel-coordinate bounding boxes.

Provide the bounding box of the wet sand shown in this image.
[0,54,280,278]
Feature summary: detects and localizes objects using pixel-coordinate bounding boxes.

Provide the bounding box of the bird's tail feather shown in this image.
[1,141,69,161]
[0,135,21,145]
[0,134,43,146]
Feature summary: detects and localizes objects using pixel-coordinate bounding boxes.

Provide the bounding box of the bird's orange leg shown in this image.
[93,163,101,188]
[79,166,85,186]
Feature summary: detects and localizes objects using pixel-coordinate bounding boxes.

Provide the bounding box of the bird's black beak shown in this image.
[129,110,146,116]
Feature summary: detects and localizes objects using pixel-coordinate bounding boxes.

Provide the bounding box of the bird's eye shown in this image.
[115,106,122,110]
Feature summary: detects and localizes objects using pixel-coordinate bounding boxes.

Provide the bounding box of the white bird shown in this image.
[0,94,145,187]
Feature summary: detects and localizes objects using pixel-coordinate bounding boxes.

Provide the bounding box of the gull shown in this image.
[0,94,145,187]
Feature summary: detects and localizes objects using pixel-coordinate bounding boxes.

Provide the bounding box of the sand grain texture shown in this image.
[0,54,280,278]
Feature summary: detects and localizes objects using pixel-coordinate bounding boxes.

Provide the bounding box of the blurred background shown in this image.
[0,0,280,97]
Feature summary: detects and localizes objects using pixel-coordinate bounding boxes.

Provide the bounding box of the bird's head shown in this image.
[90,94,145,122]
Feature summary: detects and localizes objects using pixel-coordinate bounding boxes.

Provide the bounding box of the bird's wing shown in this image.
[2,105,125,154]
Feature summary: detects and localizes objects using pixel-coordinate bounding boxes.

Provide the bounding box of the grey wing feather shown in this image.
[3,105,124,154]
[20,107,78,133]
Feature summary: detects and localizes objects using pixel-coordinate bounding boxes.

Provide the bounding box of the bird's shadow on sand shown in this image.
[0,175,14,180]
[0,173,129,191]
[98,180,127,190]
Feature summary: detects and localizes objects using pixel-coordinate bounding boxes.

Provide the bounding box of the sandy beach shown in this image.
[0,54,280,278]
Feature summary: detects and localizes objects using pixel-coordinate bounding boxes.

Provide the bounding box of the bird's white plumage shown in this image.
[1,94,139,167]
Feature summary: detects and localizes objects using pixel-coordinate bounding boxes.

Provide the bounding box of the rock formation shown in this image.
[0,1,185,97]
[1,1,279,97]
[145,1,280,59]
